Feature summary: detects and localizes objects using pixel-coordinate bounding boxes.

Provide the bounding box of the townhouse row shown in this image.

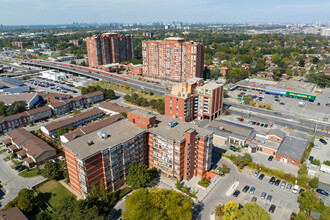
[0,91,104,134]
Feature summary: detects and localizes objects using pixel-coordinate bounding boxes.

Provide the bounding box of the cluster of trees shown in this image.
[122,187,193,220]
[0,101,27,116]
[306,72,330,88]
[229,153,252,169]
[4,189,38,216]
[124,93,165,114]
[42,160,65,180]
[126,162,158,189]
[215,200,269,220]
[297,190,330,219]
[80,85,116,100]
[297,163,320,189]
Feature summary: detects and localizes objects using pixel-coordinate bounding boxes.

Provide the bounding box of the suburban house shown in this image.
[0,207,28,220]
[3,128,56,167]
[40,109,104,137]
[98,102,130,115]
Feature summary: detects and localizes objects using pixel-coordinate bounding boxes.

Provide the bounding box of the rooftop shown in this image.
[0,207,28,220]
[149,115,213,142]
[129,109,155,119]
[165,37,185,41]
[0,93,38,105]
[200,82,222,90]
[253,136,281,151]
[98,102,130,114]
[269,80,316,94]
[277,136,309,161]
[236,78,278,88]
[63,119,145,160]
[267,129,286,140]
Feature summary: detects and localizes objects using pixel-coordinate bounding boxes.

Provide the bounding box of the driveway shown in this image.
[0,147,45,207]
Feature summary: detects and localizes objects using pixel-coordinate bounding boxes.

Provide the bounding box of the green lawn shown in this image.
[0,149,7,154]
[18,167,41,178]
[36,180,76,208]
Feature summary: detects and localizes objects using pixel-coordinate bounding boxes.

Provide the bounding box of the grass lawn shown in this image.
[0,149,7,154]
[18,167,41,178]
[36,180,76,208]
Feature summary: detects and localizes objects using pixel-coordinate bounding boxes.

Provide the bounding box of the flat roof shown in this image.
[269,80,316,94]
[0,93,37,105]
[277,136,309,160]
[253,136,281,151]
[236,78,278,88]
[63,119,145,160]
[129,109,155,119]
[149,115,213,142]
[165,37,185,41]
[200,82,222,90]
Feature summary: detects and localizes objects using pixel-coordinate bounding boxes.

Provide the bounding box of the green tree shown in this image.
[57,127,67,137]
[6,101,27,115]
[126,162,151,189]
[175,179,181,189]
[298,163,308,176]
[0,101,7,116]
[36,211,52,220]
[42,160,63,180]
[271,53,281,64]
[309,177,319,189]
[223,200,240,220]
[120,112,127,118]
[243,95,253,105]
[297,191,320,213]
[237,202,270,220]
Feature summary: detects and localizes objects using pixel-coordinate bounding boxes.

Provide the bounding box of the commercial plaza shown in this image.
[233,79,317,102]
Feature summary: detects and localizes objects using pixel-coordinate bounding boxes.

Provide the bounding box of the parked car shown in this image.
[279,102,285,105]
[251,197,257,202]
[261,192,267,199]
[319,139,328,145]
[280,181,286,189]
[216,167,221,173]
[17,165,26,172]
[249,187,256,195]
[268,156,274,161]
[313,145,322,149]
[242,185,250,193]
[253,170,260,177]
[269,204,276,213]
[292,185,299,194]
[233,190,240,197]
[299,189,305,194]
[316,189,329,196]
[286,184,292,191]
[258,174,265,180]
[275,179,281,186]
[264,124,269,128]
[269,177,275,184]
[266,195,272,203]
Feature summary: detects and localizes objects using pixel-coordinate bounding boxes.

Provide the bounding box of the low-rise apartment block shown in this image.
[3,128,56,167]
[63,110,213,197]
[40,109,104,138]
[98,102,130,115]
[165,78,224,121]
[47,93,71,103]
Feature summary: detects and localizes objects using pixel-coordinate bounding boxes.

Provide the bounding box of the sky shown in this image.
[1,0,329,25]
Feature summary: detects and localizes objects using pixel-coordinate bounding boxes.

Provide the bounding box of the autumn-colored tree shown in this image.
[223,200,240,220]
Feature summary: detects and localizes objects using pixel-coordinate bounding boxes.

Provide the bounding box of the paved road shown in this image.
[195,155,300,220]
[0,148,45,208]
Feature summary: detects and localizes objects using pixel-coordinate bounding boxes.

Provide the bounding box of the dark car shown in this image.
[279,102,285,105]
[299,189,305,194]
[319,139,328,145]
[269,177,276,184]
[316,189,329,196]
[264,124,268,128]
[258,174,265,180]
[249,187,256,195]
[242,185,250,193]
[268,156,274,161]
[251,197,257,202]
[252,121,256,125]
[269,204,276,213]
[14,165,22,170]
[274,179,281,186]
[233,190,240,197]
[17,165,26,172]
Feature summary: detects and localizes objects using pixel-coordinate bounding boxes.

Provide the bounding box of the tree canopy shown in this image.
[126,162,151,189]
[122,187,193,220]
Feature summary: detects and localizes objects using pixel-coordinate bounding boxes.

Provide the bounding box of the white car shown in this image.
[292,185,299,194]
[313,145,321,149]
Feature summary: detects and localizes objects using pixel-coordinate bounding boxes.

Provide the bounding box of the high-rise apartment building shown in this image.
[165,78,224,121]
[142,37,204,82]
[63,109,213,197]
[86,33,134,68]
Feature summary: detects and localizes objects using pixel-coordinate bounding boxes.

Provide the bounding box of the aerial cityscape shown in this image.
[0,1,329,220]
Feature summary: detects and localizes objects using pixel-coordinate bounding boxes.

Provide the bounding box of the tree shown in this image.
[258,102,263,108]
[265,103,272,109]
[120,112,127,118]
[126,162,150,189]
[237,202,270,220]
[0,101,7,116]
[57,127,67,137]
[124,94,131,101]
[42,160,63,180]
[309,177,319,189]
[271,53,281,64]
[6,101,27,115]
[221,164,229,174]
[124,83,130,90]
[6,188,38,214]
[70,60,76,64]
[249,100,256,106]
[298,163,308,176]
[243,95,253,105]
[122,187,193,220]
[36,211,52,220]
[298,191,320,213]
[214,204,224,218]
[223,200,240,220]
[175,179,181,189]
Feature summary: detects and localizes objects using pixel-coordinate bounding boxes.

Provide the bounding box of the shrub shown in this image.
[311,159,321,166]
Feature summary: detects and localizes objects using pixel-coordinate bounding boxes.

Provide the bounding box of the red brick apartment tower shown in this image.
[64,148,81,194]
[142,37,204,82]
[86,33,134,68]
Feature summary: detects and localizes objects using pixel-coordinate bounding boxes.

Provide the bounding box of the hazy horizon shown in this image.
[1,0,329,26]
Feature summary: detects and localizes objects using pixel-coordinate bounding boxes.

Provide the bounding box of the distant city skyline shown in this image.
[1,0,329,25]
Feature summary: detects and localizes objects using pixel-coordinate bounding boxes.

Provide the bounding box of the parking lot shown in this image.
[310,138,330,164]
[25,77,80,95]
[228,88,330,121]
[230,169,300,220]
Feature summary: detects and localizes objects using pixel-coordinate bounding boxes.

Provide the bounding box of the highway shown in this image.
[19,60,169,96]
